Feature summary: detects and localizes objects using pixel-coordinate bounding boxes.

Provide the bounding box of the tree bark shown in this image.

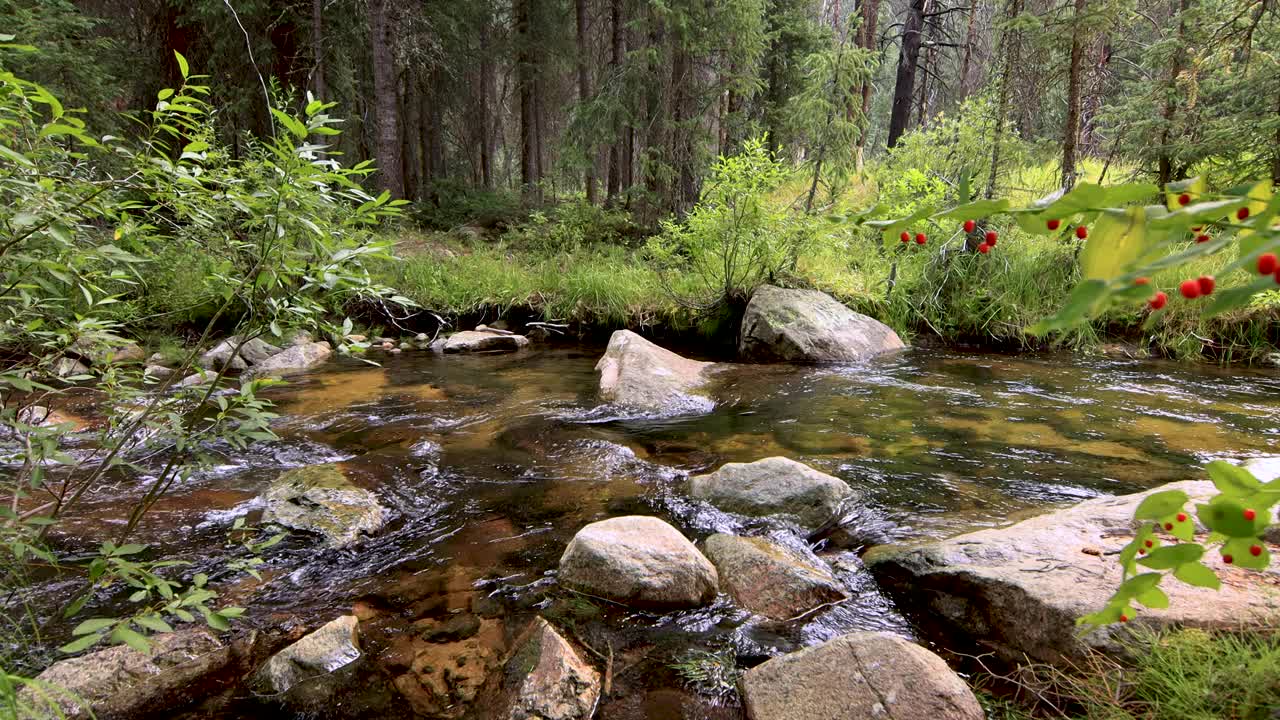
[1157,0,1190,189]
[400,69,419,201]
[606,0,624,202]
[479,13,495,190]
[368,0,404,198]
[576,0,597,204]
[1061,0,1087,189]
[886,0,926,148]
[958,0,978,98]
[310,0,326,100]
[516,0,542,202]
[1079,36,1110,157]
[853,0,882,167]
[985,0,1024,198]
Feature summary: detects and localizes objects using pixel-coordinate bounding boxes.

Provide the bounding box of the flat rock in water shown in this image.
[689,457,853,530]
[558,516,718,610]
[703,534,847,620]
[740,631,983,720]
[258,615,362,698]
[242,341,332,381]
[201,336,282,370]
[866,480,1280,666]
[261,463,386,547]
[69,335,146,365]
[738,284,904,363]
[24,630,230,719]
[496,617,601,720]
[443,330,530,354]
[595,330,718,416]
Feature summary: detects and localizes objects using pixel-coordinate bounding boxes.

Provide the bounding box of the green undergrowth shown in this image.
[377,223,1280,363]
[979,628,1280,720]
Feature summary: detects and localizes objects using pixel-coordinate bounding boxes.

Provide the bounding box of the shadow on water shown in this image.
[15,345,1280,717]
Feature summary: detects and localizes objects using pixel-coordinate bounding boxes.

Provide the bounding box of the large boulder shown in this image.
[595,330,717,415]
[558,516,718,610]
[740,632,983,720]
[257,615,362,701]
[261,464,387,547]
[703,534,847,620]
[738,285,904,363]
[689,457,853,530]
[242,341,332,381]
[496,618,601,720]
[69,335,146,365]
[866,480,1280,667]
[201,336,282,371]
[23,630,230,719]
[443,329,530,354]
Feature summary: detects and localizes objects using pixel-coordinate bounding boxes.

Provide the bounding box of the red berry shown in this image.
[978,243,991,254]
[1119,614,1129,622]
[985,231,998,245]
[1191,225,1203,232]
[900,231,910,243]
[1145,540,1153,548]
[1179,279,1201,299]
[915,232,927,245]
[1237,206,1251,220]
[1197,275,1215,296]
[1075,225,1088,239]
[1223,554,1234,565]
[964,219,976,233]
[1148,292,1168,311]
[1251,545,1263,557]
[1178,193,1191,206]
[1135,277,1150,286]
[1244,508,1257,521]
[1195,234,1210,243]
[1138,548,1146,555]
[1258,253,1279,275]
[1164,522,1174,531]
[1274,269,1280,285]
[1047,218,1061,231]
[1176,513,1187,522]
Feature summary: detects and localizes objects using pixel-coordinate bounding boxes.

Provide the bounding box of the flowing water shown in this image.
[16,345,1280,717]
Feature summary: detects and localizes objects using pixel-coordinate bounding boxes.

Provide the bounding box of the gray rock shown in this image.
[241,341,332,381]
[443,330,530,354]
[146,352,170,366]
[866,480,1280,667]
[738,284,904,363]
[23,630,230,719]
[558,516,718,610]
[53,357,91,378]
[689,457,853,530]
[144,364,175,380]
[261,464,386,547]
[703,534,847,620]
[201,336,282,371]
[177,370,217,388]
[17,405,88,431]
[258,615,361,697]
[291,330,315,346]
[69,336,145,365]
[595,330,718,415]
[497,618,601,720]
[740,632,983,720]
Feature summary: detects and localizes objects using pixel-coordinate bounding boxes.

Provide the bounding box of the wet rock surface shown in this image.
[595,330,719,415]
[242,341,333,381]
[495,617,601,720]
[689,457,854,530]
[738,284,905,363]
[260,463,387,547]
[443,329,530,354]
[740,631,984,720]
[703,534,848,620]
[558,515,718,609]
[257,615,363,700]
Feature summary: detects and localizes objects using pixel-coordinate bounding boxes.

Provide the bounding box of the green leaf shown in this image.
[1116,572,1163,597]
[72,618,118,636]
[111,624,152,654]
[59,632,105,654]
[1137,543,1203,570]
[1079,206,1149,281]
[133,615,174,634]
[1197,500,1262,538]
[1135,586,1170,609]
[157,88,175,101]
[112,543,146,556]
[1133,490,1189,521]
[174,51,189,79]
[1173,561,1221,589]
[1205,461,1261,497]
[932,198,1010,223]
[1222,538,1270,570]
[269,108,308,140]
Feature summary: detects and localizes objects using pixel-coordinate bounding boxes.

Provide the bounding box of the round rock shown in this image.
[689,457,853,530]
[558,516,718,610]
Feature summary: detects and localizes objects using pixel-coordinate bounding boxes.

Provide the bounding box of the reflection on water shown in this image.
[18,345,1280,717]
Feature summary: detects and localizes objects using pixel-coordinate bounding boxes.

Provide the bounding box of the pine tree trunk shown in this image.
[1157,0,1190,189]
[401,70,419,201]
[606,0,624,203]
[516,0,542,202]
[958,1,977,98]
[479,14,495,190]
[368,0,404,198]
[310,0,326,100]
[886,0,926,148]
[985,0,1024,198]
[1061,0,1087,189]
[853,0,882,167]
[1079,36,1110,157]
[576,0,597,204]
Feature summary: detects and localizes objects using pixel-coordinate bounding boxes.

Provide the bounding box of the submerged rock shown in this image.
[261,464,387,547]
[703,534,847,620]
[24,629,230,719]
[53,357,91,378]
[740,631,983,720]
[558,516,718,610]
[17,405,88,431]
[496,617,601,720]
[201,336,282,371]
[69,336,146,365]
[689,457,853,530]
[595,330,718,415]
[257,615,362,699]
[242,341,332,381]
[738,284,904,363]
[866,480,1280,666]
